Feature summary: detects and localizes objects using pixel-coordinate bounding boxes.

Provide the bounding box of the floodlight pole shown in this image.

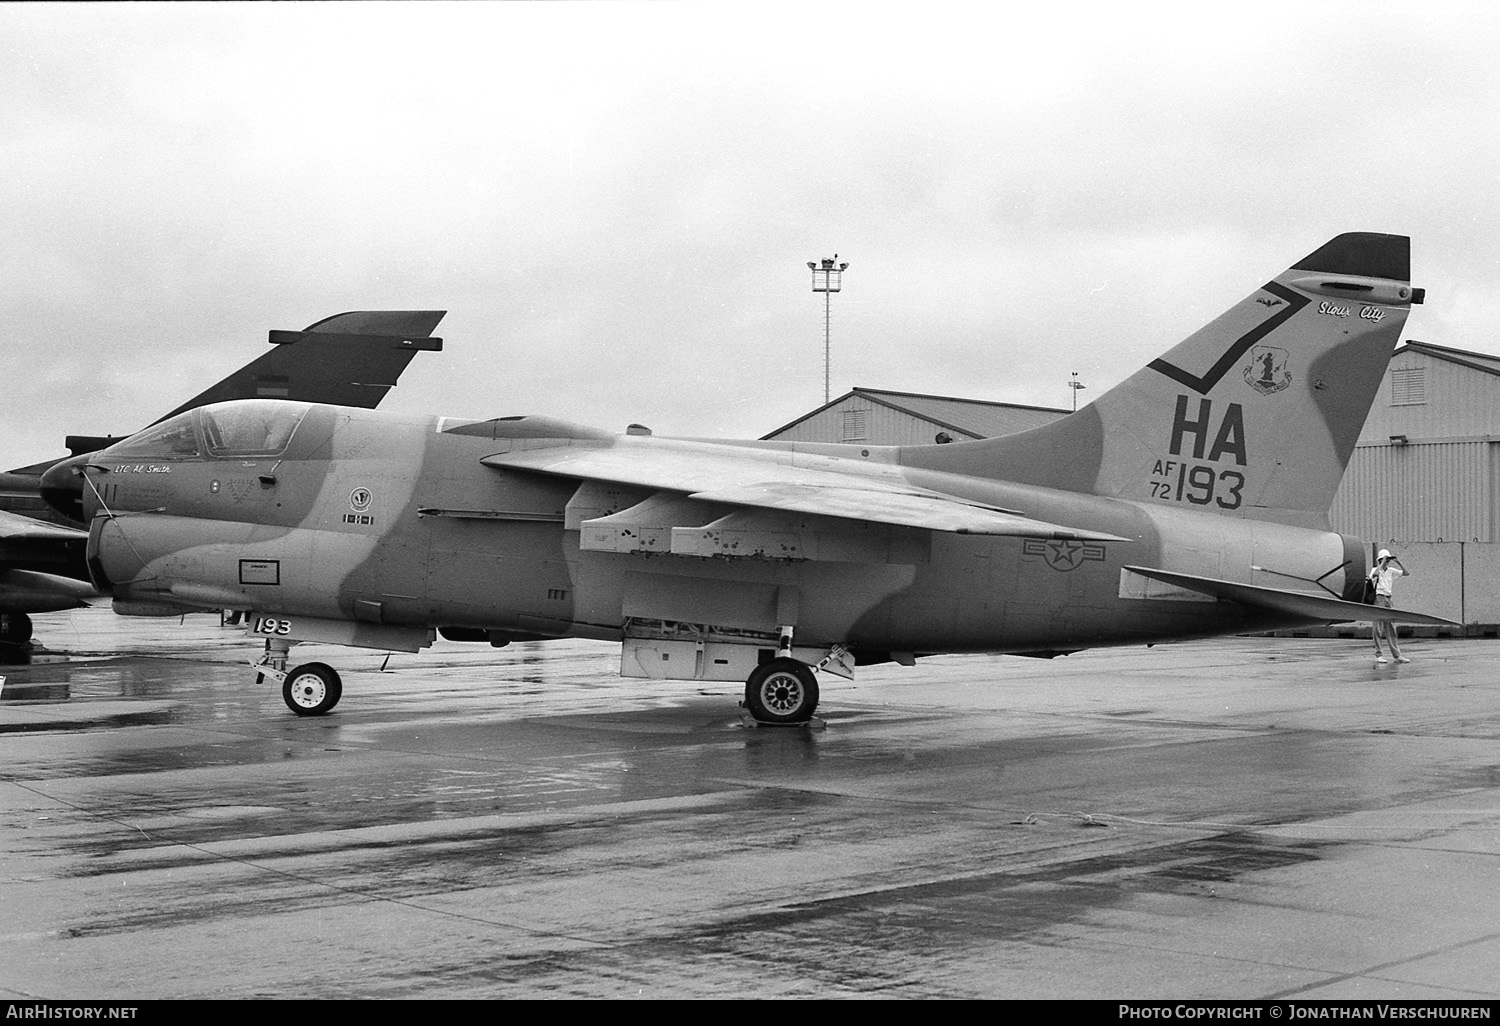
[808,256,848,405]
[1069,371,1087,412]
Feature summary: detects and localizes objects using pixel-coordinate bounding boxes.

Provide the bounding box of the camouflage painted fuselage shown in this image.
[80,402,1354,660]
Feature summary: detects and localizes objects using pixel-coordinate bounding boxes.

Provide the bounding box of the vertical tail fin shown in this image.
[907,233,1419,526]
[156,309,446,421]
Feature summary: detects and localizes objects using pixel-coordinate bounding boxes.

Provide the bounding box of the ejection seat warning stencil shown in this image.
[240,559,281,585]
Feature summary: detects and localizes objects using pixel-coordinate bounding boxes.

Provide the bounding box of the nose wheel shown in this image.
[281,662,343,716]
[253,638,344,716]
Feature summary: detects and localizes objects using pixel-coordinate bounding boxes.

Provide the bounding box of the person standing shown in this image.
[1369,549,1411,664]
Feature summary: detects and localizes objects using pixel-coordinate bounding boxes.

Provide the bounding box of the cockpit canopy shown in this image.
[105,400,310,459]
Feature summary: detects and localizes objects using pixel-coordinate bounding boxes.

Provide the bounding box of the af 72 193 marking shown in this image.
[1148,460,1246,509]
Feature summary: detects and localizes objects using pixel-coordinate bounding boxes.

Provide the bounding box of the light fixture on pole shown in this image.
[808,255,849,404]
[1069,371,1087,412]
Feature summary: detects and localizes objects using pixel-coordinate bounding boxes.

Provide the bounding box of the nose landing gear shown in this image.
[253,638,344,716]
[281,662,343,716]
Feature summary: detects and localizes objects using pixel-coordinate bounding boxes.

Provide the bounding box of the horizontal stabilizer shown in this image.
[484,443,1127,541]
[1124,566,1457,626]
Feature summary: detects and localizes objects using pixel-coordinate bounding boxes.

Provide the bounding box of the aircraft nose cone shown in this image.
[39,457,87,523]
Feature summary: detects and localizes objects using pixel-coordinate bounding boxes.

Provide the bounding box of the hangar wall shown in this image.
[1326,343,1500,631]
[1330,440,1498,544]
[1379,542,1500,628]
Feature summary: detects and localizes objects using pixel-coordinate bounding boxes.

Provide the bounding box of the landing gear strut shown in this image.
[744,658,820,724]
[253,638,344,716]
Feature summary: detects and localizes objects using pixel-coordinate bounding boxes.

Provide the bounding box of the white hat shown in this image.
[1377,549,1392,561]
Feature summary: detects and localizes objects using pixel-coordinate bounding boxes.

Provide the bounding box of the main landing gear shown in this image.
[0,612,33,666]
[739,627,849,726]
[253,637,344,716]
[744,658,820,724]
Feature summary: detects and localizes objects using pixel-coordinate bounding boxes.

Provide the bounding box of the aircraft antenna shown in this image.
[808,256,849,405]
[77,465,167,582]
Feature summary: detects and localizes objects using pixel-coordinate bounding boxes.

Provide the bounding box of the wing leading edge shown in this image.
[0,509,87,544]
[0,510,95,613]
[481,442,1127,541]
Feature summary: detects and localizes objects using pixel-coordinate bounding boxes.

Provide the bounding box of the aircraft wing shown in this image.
[0,510,94,612]
[0,508,87,544]
[482,442,1127,540]
[1124,566,1459,626]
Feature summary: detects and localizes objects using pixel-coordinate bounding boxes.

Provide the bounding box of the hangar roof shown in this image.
[1396,341,1500,376]
[762,387,1066,441]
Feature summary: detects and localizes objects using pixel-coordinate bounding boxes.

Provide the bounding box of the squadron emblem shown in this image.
[1243,345,1291,396]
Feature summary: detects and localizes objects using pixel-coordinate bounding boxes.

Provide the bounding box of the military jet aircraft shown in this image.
[41,234,1451,722]
[0,311,444,653]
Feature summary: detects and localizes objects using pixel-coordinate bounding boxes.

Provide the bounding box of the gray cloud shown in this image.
[3,1,1497,467]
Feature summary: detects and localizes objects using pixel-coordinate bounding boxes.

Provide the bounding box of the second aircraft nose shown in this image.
[39,456,89,524]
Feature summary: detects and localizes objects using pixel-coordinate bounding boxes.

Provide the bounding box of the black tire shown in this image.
[0,612,34,647]
[282,662,343,716]
[744,658,819,724]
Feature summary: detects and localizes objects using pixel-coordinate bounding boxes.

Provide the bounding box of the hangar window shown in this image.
[841,409,868,442]
[1390,367,1426,406]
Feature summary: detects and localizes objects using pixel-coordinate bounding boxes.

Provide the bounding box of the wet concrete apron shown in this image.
[3,608,1499,998]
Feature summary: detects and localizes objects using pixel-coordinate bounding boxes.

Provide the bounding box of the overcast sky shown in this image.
[3,1,1497,469]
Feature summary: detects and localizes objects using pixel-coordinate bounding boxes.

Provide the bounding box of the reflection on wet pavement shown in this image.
[2,607,1500,998]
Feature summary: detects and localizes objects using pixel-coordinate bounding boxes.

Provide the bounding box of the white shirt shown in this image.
[1370,563,1405,598]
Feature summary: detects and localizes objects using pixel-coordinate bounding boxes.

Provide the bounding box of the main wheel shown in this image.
[744,658,819,724]
[282,662,343,716]
[0,612,34,646]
